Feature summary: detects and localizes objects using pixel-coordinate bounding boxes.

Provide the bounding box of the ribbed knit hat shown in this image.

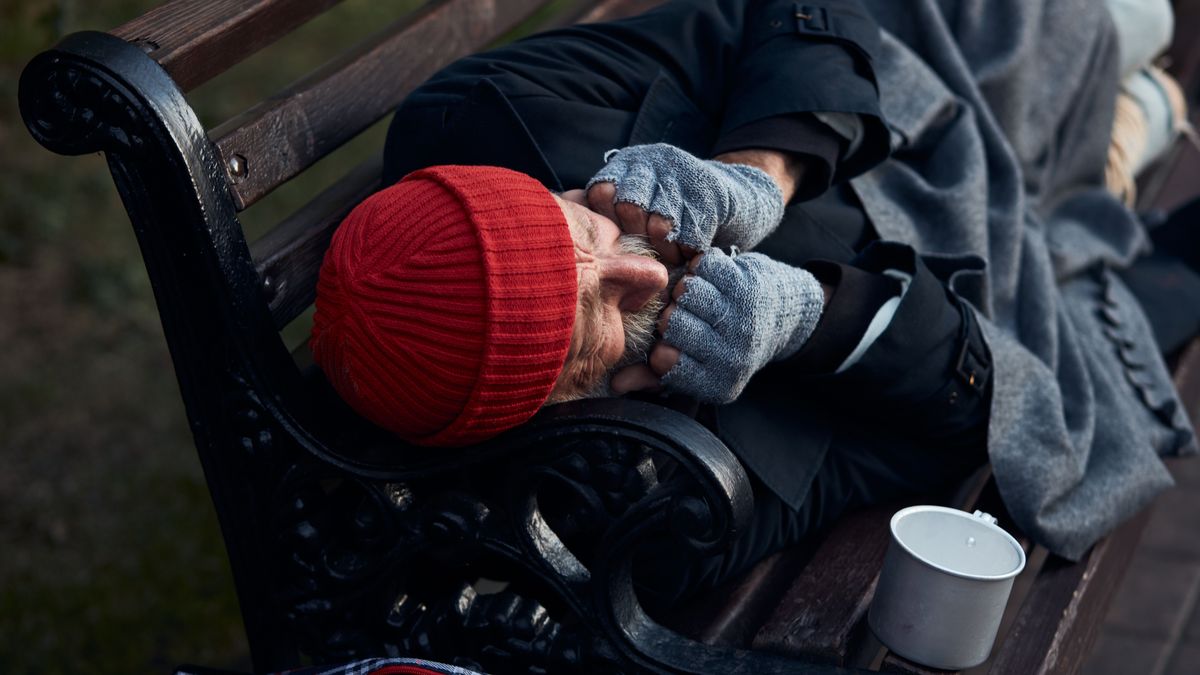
[311,165,577,447]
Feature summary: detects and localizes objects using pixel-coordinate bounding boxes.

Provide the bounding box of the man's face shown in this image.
[547,189,671,401]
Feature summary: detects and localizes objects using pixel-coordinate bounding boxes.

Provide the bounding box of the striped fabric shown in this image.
[277,656,483,675]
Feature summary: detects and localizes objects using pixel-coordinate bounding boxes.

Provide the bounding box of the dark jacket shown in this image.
[382,0,991,511]
[384,0,888,189]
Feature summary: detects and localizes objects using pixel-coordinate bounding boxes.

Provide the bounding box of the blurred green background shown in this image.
[0,0,477,672]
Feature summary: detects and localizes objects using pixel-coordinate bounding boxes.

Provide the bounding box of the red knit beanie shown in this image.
[310,165,577,447]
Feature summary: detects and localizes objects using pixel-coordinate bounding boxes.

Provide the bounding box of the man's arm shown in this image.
[616,241,993,453]
[383,0,888,190]
[585,146,811,264]
[713,148,805,204]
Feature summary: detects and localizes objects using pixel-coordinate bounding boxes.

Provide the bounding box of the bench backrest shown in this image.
[20,1,702,669]
[27,2,1198,672]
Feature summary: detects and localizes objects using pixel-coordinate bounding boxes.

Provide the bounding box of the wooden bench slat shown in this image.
[111,0,345,93]
[877,544,1043,675]
[750,503,896,665]
[879,653,954,674]
[984,507,1149,675]
[1172,339,1200,428]
[876,482,1036,675]
[575,0,666,23]
[694,549,810,647]
[238,0,670,327]
[1137,128,1200,214]
[874,335,1200,675]
[975,545,1051,672]
[751,467,993,666]
[32,0,1200,671]
[251,154,383,329]
[211,0,556,210]
[1168,0,1200,96]
[1135,0,1199,214]
[668,546,813,648]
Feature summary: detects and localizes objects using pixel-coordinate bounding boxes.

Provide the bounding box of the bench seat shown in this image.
[18,0,1200,673]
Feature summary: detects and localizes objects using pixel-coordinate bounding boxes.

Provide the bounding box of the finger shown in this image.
[614,201,651,237]
[671,275,691,301]
[663,305,721,363]
[647,215,682,265]
[661,352,728,404]
[586,182,618,220]
[673,274,728,327]
[610,364,662,394]
[649,342,681,376]
[688,248,741,289]
[656,280,674,307]
[657,302,676,335]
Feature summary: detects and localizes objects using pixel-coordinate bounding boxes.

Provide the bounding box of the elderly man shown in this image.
[311,0,1195,606]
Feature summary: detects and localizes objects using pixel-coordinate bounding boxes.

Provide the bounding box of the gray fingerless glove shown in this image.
[585,143,786,251]
[662,249,825,403]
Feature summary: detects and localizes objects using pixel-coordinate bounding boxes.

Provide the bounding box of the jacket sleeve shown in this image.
[384,0,888,188]
[789,242,993,447]
[716,0,888,179]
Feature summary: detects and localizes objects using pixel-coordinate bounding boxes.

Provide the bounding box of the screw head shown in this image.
[228,154,248,178]
[386,483,414,510]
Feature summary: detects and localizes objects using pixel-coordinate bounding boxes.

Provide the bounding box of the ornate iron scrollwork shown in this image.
[528,438,658,565]
[226,372,281,462]
[259,399,775,674]
[20,31,825,675]
[387,583,616,674]
[20,40,156,158]
[267,454,614,673]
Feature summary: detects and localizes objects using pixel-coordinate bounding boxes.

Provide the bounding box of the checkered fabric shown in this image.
[277,657,483,675]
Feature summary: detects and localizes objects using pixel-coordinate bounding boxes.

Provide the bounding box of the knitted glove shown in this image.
[662,249,825,403]
[586,143,786,252]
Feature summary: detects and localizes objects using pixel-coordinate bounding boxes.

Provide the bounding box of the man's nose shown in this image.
[601,253,669,312]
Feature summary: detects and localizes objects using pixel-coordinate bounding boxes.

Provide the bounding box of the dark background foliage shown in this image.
[0,1,436,672]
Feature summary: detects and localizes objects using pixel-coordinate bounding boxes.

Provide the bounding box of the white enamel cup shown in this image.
[868,506,1026,669]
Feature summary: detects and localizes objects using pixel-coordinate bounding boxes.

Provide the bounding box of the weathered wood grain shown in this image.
[670,547,815,648]
[575,0,665,23]
[984,509,1149,675]
[238,0,668,325]
[112,0,344,92]
[750,503,898,665]
[212,0,667,211]
[211,0,556,210]
[250,154,382,329]
[751,468,992,667]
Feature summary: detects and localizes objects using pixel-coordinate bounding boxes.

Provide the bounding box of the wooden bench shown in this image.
[17,1,1200,673]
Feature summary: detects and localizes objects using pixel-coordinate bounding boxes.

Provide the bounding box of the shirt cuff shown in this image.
[787,261,903,373]
[835,267,912,373]
[711,113,845,202]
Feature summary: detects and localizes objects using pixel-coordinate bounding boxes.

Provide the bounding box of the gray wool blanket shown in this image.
[853,0,1196,559]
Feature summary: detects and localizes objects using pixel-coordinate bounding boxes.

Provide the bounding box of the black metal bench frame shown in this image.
[18,1,1200,674]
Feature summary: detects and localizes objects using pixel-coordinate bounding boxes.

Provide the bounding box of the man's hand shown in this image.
[711,148,803,205]
[585,144,790,264]
[613,249,826,403]
[585,181,692,265]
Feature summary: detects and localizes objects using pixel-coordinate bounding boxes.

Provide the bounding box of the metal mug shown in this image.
[868,506,1026,670]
